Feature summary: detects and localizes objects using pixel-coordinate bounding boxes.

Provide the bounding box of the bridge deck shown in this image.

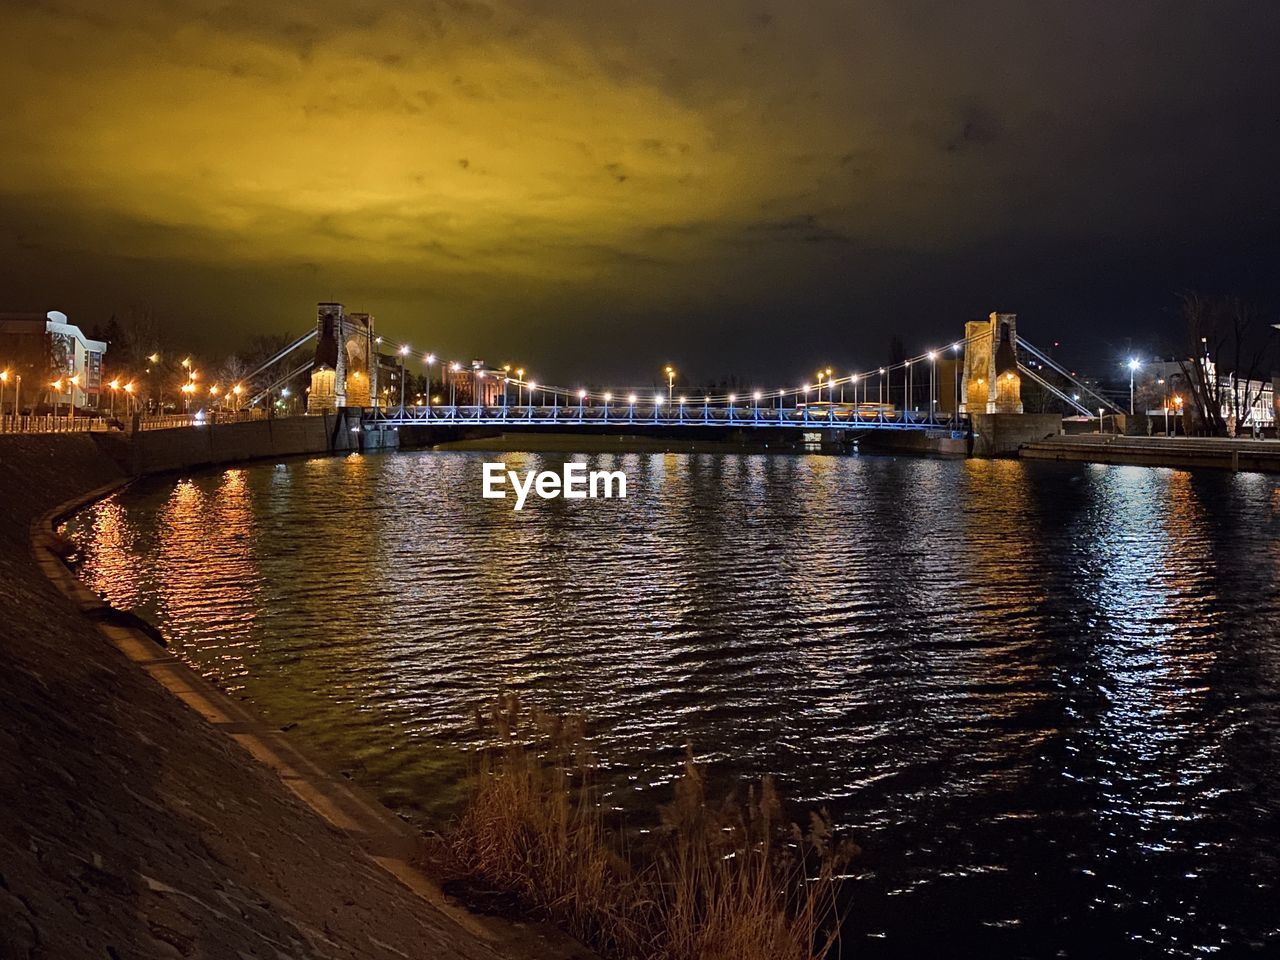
[366,404,964,432]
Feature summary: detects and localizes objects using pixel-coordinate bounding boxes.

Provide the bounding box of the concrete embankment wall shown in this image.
[969,412,1063,457]
[0,432,569,960]
[1020,434,1280,474]
[125,413,338,473]
[856,430,968,457]
[114,411,401,475]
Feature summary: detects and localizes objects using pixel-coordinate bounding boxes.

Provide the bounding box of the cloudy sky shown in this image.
[2,0,1277,382]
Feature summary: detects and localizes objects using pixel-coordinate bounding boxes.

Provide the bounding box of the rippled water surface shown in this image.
[65,450,1280,957]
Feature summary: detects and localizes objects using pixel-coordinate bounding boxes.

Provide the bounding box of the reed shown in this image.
[448,694,856,960]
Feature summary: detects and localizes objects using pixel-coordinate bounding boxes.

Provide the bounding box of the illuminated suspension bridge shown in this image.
[236,307,1118,436]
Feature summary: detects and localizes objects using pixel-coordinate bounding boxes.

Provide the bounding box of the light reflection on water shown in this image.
[64,451,1280,958]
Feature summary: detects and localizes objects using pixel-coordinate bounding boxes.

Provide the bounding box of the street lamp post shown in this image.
[1127,358,1141,415]
[398,345,409,410]
[953,342,961,419]
[424,353,437,410]
[665,365,675,406]
[928,351,937,422]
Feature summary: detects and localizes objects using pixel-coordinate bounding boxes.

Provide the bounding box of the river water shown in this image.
[63,450,1280,957]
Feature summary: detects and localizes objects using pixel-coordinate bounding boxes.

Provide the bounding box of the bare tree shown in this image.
[217,353,250,385]
[1171,293,1277,436]
[116,304,168,372]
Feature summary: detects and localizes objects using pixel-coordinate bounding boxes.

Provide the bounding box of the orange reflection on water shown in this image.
[155,469,263,691]
[75,497,145,611]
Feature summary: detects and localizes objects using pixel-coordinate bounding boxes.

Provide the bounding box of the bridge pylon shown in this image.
[960,312,1023,415]
[308,302,377,414]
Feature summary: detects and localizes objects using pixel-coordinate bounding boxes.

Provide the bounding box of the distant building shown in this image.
[375,351,405,408]
[446,360,506,406]
[0,310,107,409]
[1144,359,1274,430]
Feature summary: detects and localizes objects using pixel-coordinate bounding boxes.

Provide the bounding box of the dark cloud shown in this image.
[0,0,1277,382]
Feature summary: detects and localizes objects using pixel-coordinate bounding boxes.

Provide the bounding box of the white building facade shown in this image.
[1144,359,1275,431]
[0,310,108,410]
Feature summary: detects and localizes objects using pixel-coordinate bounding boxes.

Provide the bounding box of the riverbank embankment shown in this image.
[0,429,583,960]
[1019,433,1280,473]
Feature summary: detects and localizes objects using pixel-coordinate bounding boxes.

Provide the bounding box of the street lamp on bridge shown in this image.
[423,353,437,409]
[398,344,410,410]
[928,351,937,419]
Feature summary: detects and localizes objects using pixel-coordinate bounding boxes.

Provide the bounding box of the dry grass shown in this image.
[448,694,857,960]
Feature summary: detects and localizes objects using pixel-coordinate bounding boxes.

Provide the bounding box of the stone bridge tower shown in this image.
[308,302,378,414]
[960,311,1023,415]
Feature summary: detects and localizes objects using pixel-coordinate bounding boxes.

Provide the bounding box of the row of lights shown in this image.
[372,337,975,407]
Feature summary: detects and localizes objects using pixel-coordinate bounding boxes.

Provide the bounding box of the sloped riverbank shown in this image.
[0,432,583,960]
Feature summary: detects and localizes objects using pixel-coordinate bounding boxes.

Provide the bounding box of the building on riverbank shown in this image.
[1142,359,1274,434]
[0,310,107,412]
[446,360,507,406]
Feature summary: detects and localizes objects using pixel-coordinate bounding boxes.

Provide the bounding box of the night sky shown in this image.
[3,0,1277,382]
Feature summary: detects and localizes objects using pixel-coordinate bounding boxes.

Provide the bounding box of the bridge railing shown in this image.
[367,404,963,431]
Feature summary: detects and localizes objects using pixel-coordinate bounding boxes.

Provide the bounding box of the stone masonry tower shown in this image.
[308,302,378,414]
[960,312,1023,414]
